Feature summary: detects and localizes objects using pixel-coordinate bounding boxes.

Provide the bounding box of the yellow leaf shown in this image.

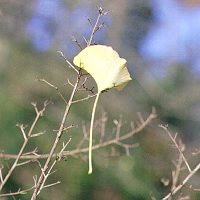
[73,45,132,92]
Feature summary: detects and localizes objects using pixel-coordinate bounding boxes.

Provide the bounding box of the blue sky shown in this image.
[26,0,109,58]
[139,0,200,76]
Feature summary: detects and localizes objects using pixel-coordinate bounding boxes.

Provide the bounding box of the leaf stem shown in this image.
[88,92,101,174]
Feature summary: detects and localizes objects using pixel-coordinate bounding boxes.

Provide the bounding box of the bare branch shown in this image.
[114,116,123,140]
[43,181,61,189]
[0,181,60,198]
[16,124,28,140]
[189,185,200,191]
[160,125,200,200]
[0,109,156,161]
[192,147,200,155]
[159,125,192,173]
[76,123,89,150]
[0,186,35,198]
[62,124,77,132]
[137,112,145,124]
[57,50,79,74]
[116,141,139,156]
[72,94,97,104]
[33,138,71,197]
[0,102,49,192]
[31,72,81,199]
[67,79,75,87]
[83,36,88,45]
[70,108,156,156]
[16,160,34,167]
[171,153,183,192]
[99,111,107,144]
[37,78,67,104]
[31,131,46,138]
[87,17,93,27]
[87,7,107,46]
[162,162,200,200]
[0,166,3,184]
[71,36,83,50]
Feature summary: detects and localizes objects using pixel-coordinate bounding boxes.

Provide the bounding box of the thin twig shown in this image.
[160,124,200,200]
[0,181,60,198]
[159,125,192,173]
[0,102,49,191]
[57,51,79,74]
[0,186,35,197]
[16,160,34,167]
[162,162,200,200]
[171,152,183,192]
[31,72,81,200]
[37,78,67,104]
[0,166,3,183]
[31,131,46,138]
[189,185,200,191]
[43,181,61,189]
[99,111,107,144]
[71,36,83,50]
[72,94,97,104]
[35,138,71,194]
[0,109,156,160]
[87,7,105,46]
[192,147,200,155]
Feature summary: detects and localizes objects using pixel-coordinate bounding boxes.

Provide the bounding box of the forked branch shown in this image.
[160,125,200,200]
[0,108,156,161]
[0,101,50,191]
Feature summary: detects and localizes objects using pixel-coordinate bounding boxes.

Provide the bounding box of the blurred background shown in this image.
[0,0,200,199]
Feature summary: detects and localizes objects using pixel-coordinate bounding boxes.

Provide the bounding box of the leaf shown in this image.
[73,45,132,92]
